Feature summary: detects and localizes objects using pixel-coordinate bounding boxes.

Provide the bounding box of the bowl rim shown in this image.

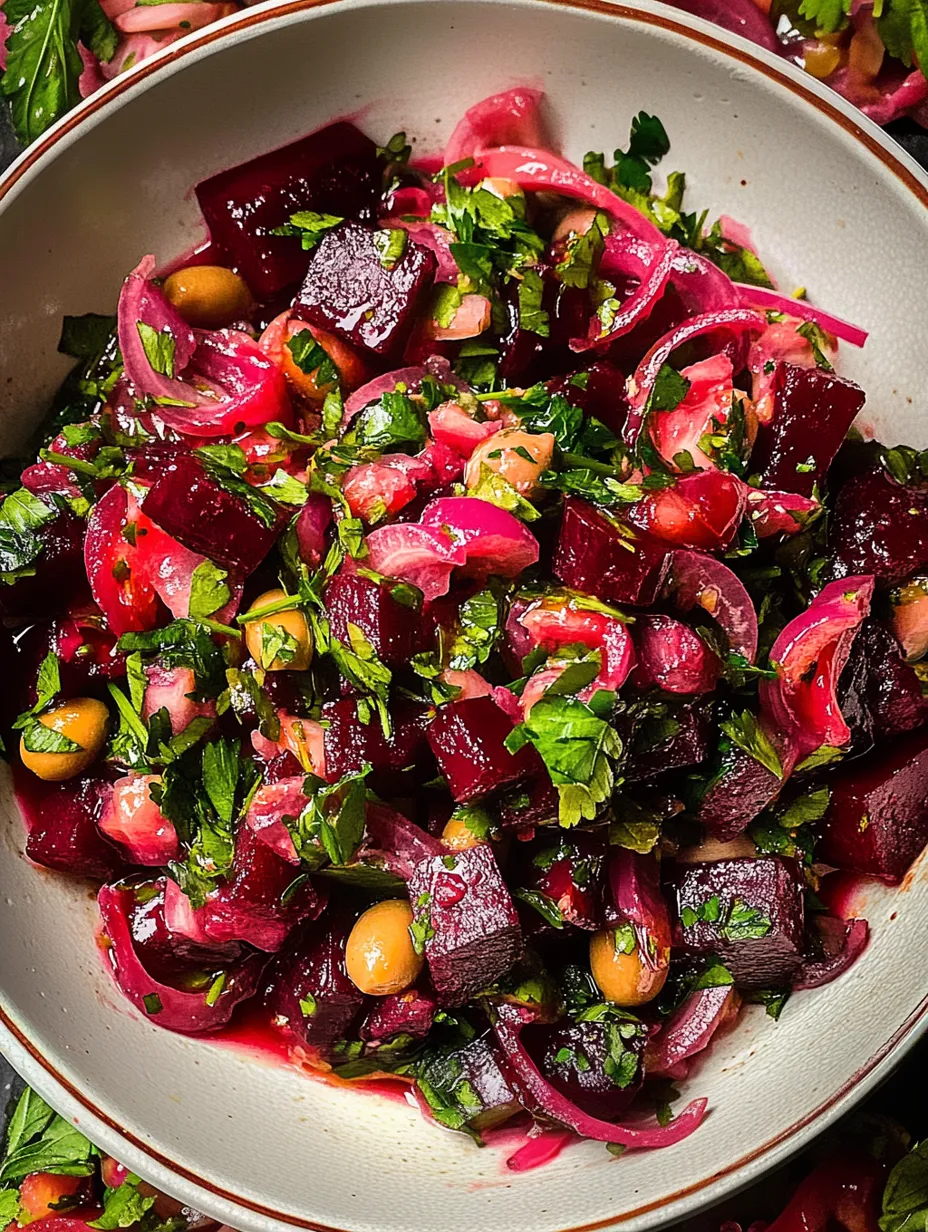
[1,1,928,1229]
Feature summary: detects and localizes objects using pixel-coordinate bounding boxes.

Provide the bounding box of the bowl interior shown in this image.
[2,2,928,1231]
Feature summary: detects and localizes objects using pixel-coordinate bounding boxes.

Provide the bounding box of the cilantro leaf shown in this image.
[556,213,606,290]
[0,488,56,583]
[777,787,830,829]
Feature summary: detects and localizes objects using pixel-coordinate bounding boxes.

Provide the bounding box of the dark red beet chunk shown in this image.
[623,697,713,782]
[293,221,437,358]
[141,453,284,575]
[323,568,429,668]
[417,1030,521,1131]
[553,497,670,606]
[511,830,606,932]
[751,363,866,497]
[495,771,559,831]
[671,856,805,988]
[19,769,123,881]
[817,727,928,882]
[359,987,437,1044]
[826,469,928,588]
[840,618,928,743]
[195,122,381,300]
[322,698,434,794]
[265,911,366,1060]
[427,696,541,803]
[546,360,630,440]
[697,745,783,842]
[0,513,87,620]
[202,826,323,952]
[409,843,523,1005]
[128,879,242,980]
[524,1017,645,1120]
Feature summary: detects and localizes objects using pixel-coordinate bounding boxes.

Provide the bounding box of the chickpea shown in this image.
[589,928,669,1007]
[465,428,556,496]
[441,817,483,851]
[244,589,313,671]
[345,899,423,996]
[20,697,109,782]
[163,265,253,329]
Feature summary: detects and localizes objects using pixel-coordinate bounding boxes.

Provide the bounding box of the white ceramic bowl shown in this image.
[2,2,928,1230]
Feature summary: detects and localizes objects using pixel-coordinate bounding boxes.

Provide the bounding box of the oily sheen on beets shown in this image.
[5,87,928,1159]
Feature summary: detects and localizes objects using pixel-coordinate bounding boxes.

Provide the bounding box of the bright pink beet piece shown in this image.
[409,843,523,1005]
[519,600,635,694]
[322,698,434,793]
[141,663,217,736]
[524,1017,644,1120]
[293,221,437,358]
[97,774,179,866]
[750,363,866,497]
[195,121,381,300]
[746,487,820,539]
[359,986,437,1044]
[134,509,242,625]
[826,468,928,587]
[265,911,366,1061]
[672,856,805,988]
[323,567,429,667]
[98,882,264,1033]
[244,777,304,864]
[20,770,123,880]
[696,744,784,842]
[817,727,928,882]
[627,469,747,552]
[141,453,285,574]
[364,522,466,602]
[427,695,541,802]
[84,486,160,636]
[419,496,540,580]
[428,402,501,457]
[553,497,670,606]
[131,877,242,973]
[202,825,324,952]
[632,613,720,694]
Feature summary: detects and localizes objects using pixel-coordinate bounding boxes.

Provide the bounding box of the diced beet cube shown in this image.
[141,453,284,575]
[293,221,437,358]
[265,911,366,1061]
[546,359,630,440]
[671,856,805,988]
[697,744,783,842]
[322,698,434,794]
[622,697,713,782]
[323,568,429,668]
[511,830,606,932]
[417,1030,521,1131]
[409,843,523,1005]
[127,878,243,982]
[427,696,541,803]
[817,727,928,882]
[202,826,323,952]
[750,363,866,497]
[18,768,124,881]
[553,497,670,606]
[359,986,437,1044]
[195,122,381,300]
[524,1016,645,1120]
[495,771,559,832]
[0,513,87,620]
[839,618,928,743]
[826,468,928,588]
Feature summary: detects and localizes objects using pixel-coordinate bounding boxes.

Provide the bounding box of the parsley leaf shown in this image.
[272,210,344,249]
[188,560,230,621]
[719,710,783,778]
[136,322,176,378]
[505,693,622,826]
[468,464,540,522]
[0,1089,95,1183]
[0,488,56,583]
[448,587,503,671]
[798,0,851,32]
[286,332,339,389]
[517,269,550,337]
[648,364,691,413]
[514,888,565,928]
[343,390,427,452]
[880,1139,928,1232]
[88,1175,155,1230]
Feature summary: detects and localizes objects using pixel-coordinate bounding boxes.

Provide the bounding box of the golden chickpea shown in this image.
[589,928,669,1007]
[20,698,109,782]
[465,428,556,496]
[244,589,313,671]
[345,899,423,996]
[441,817,483,851]
[163,265,253,328]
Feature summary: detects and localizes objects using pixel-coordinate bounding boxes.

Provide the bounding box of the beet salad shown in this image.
[4,87,928,1157]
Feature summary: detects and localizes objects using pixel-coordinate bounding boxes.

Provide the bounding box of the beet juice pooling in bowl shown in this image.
[4,86,928,1159]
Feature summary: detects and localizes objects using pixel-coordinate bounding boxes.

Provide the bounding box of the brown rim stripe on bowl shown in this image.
[1,2,927,1229]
